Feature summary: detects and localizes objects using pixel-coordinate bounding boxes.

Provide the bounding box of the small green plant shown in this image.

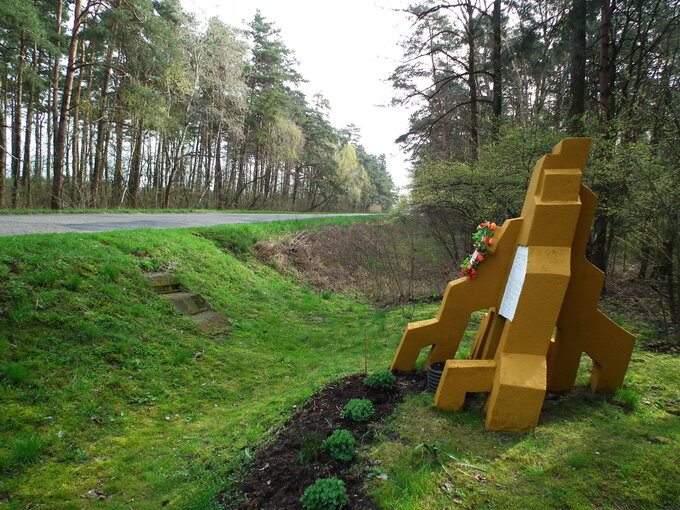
[299,477,348,510]
[340,399,374,422]
[323,429,355,462]
[7,298,31,326]
[298,433,324,464]
[1,361,32,386]
[9,434,47,467]
[613,387,640,411]
[64,273,83,291]
[33,268,59,287]
[567,452,589,469]
[100,264,120,281]
[364,369,396,391]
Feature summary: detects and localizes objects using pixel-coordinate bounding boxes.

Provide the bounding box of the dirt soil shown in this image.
[224,372,426,510]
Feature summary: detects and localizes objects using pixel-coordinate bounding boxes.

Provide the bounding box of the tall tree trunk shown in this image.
[567,0,587,135]
[127,119,143,207]
[11,32,26,209]
[0,76,6,208]
[91,42,116,206]
[50,0,64,187]
[52,0,82,210]
[598,0,612,121]
[466,1,479,161]
[71,40,86,205]
[491,0,502,136]
[214,123,223,209]
[112,112,124,206]
[22,43,39,208]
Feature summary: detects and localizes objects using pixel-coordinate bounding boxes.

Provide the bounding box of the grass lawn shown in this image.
[0,217,678,509]
[369,339,679,509]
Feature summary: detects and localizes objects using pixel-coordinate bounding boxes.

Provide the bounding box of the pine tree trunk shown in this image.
[50,0,63,188]
[0,76,6,208]
[11,33,26,209]
[214,123,223,209]
[466,2,479,161]
[52,0,82,210]
[598,0,612,120]
[127,119,143,207]
[22,44,38,208]
[567,0,587,135]
[112,109,124,206]
[71,40,85,205]
[491,0,502,135]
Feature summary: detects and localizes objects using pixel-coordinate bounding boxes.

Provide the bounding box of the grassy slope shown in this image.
[0,217,402,509]
[1,217,678,509]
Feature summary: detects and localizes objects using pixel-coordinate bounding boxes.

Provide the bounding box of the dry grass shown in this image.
[254,219,455,304]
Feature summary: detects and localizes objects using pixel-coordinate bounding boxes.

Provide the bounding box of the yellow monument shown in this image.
[391,138,635,432]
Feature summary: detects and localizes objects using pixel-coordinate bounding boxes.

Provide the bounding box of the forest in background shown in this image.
[392,0,679,334]
[0,1,396,212]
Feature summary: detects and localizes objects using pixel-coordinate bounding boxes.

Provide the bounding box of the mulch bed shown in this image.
[223,371,425,510]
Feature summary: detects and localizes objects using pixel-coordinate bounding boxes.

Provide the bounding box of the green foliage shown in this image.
[64,274,83,291]
[0,361,32,386]
[364,370,396,391]
[612,387,641,411]
[299,477,348,510]
[32,268,59,288]
[340,399,375,422]
[298,433,324,464]
[323,429,355,462]
[5,434,47,468]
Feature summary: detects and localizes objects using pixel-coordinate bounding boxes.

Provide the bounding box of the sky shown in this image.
[178,0,415,191]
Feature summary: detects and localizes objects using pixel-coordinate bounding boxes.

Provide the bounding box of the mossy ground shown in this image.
[369,328,680,510]
[0,217,399,508]
[0,217,678,509]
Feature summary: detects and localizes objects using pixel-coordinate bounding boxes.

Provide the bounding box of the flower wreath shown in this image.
[460,221,497,279]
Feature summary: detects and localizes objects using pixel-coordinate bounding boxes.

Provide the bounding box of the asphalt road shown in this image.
[0,212,370,237]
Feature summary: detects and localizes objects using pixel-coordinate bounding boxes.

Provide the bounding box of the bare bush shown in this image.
[254,219,454,304]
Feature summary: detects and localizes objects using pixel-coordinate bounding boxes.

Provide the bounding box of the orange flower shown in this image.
[489,223,497,230]
[488,238,494,245]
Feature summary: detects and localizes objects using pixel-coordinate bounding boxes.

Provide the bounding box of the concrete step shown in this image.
[145,272,181,294]
[160,291,211,316]
[190,310,230,334]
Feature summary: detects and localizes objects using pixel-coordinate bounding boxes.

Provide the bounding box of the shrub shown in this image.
[364,369,396,391]
[299,477,348,510]
[340,399,374,422]
[323,429,355,462]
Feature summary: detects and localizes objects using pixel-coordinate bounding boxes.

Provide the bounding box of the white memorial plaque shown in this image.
[499,246,528,321]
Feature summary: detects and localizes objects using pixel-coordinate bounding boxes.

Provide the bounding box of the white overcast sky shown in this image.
[179,0,415,190]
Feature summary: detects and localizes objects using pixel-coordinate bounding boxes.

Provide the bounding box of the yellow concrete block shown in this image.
[389,137,635,433]
[434,360,496,411]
